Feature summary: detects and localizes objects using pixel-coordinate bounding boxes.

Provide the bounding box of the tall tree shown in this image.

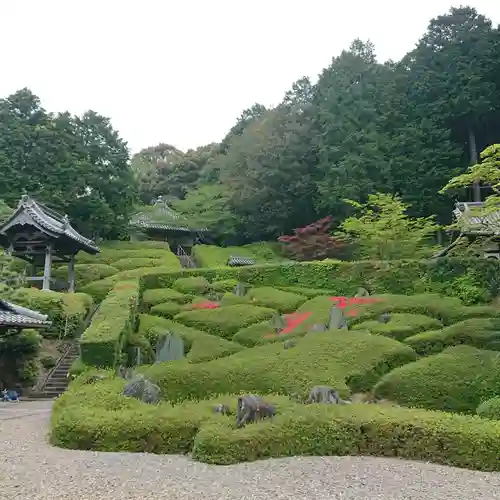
[0,89,137,239]
[404,6,500,201]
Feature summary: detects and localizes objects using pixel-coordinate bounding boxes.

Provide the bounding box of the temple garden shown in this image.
[2,197,500,470]
[46,250,500,471]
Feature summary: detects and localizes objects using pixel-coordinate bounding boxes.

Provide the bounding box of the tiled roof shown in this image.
[0,299,52,328]
[227,256,256,267]
[453,201,500,235]
[130,197,208,233]
[0,195,99,253]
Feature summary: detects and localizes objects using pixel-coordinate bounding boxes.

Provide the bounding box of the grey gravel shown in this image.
[1,400,500,500]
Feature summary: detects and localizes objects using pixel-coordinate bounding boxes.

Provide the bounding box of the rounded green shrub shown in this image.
[403,318,500,355]
[173,276,211,295]
[477,396,500,420]
[142,288,192,308]
[374,345,500,413]
[137,315,243,363]
[150,302,185,319]
[351,313,442,341]
[210,279,240,292]
[247,287,306,313]
[52,263,119,287]
[219,293,251,306]
[174,304,276,339]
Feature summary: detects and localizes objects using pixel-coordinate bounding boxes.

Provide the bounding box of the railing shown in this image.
[176,245,197,268]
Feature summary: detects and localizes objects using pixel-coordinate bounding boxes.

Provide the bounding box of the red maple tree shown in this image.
[278,216,345,261]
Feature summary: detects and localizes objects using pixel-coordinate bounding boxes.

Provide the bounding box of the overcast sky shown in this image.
[2,1,499,154]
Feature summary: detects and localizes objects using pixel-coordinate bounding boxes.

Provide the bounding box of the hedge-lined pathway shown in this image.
[2,401,500,500]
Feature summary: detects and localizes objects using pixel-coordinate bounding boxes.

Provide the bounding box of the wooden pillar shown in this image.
[42,243,53,291]
[68,254,76,293]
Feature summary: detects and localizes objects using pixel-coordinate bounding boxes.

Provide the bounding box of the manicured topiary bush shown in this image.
[403,318,500,355]
[174,304,276,339]
[247,287,307,313]
[51,380,500,471]
[52,263,119,288]
[172,276,211,295]
[477,396,500,420]
[79,280,139,368]
[142,288,192,309]
[137,314,243,363]
[352,313,442,341]
[139,331,416,403]
[373,345,500,413]
[9,288,93,338]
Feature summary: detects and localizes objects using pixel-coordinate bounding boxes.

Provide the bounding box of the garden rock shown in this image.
[122,374,161,405]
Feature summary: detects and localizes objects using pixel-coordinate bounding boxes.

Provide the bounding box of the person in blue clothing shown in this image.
[2,389,20,402]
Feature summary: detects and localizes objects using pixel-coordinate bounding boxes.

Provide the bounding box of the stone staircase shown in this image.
[31,305,99,399]
[40,343,80,398]
[176,246,198,268]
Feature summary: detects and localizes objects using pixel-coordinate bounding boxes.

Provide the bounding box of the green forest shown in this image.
[1,6,500,247]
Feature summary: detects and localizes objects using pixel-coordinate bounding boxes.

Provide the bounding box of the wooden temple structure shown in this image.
[129,196,208,256]
[0,195,99,292]
[435,201,500,258]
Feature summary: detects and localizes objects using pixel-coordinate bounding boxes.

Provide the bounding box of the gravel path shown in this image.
[1,401,500,500]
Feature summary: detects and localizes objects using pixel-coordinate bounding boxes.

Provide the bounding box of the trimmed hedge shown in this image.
[137,315,243,363]
[51,384,500,471]
[77,247,179,266]
[139,258,500,304]
[373,345,500,413]
[275,286,338,298]
[9,288,93,338]
[403,318,500,355]
[247,287,307,313]
[350,293,500,326]
[477,396,500,420]
[79,281,139,368]
[52,263,119,288]
[351,313,442,341]
[112,257,176,272]
[174,304,276,339]
[191,402,500,469]
[140,331,416,403]
[142,288,192,309]
[192,243,284,268]
[172,276,210,295]
[83,265,185,302]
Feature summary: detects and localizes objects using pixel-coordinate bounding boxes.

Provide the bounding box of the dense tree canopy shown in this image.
[1,5,500,248]
[0,89,137,239]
